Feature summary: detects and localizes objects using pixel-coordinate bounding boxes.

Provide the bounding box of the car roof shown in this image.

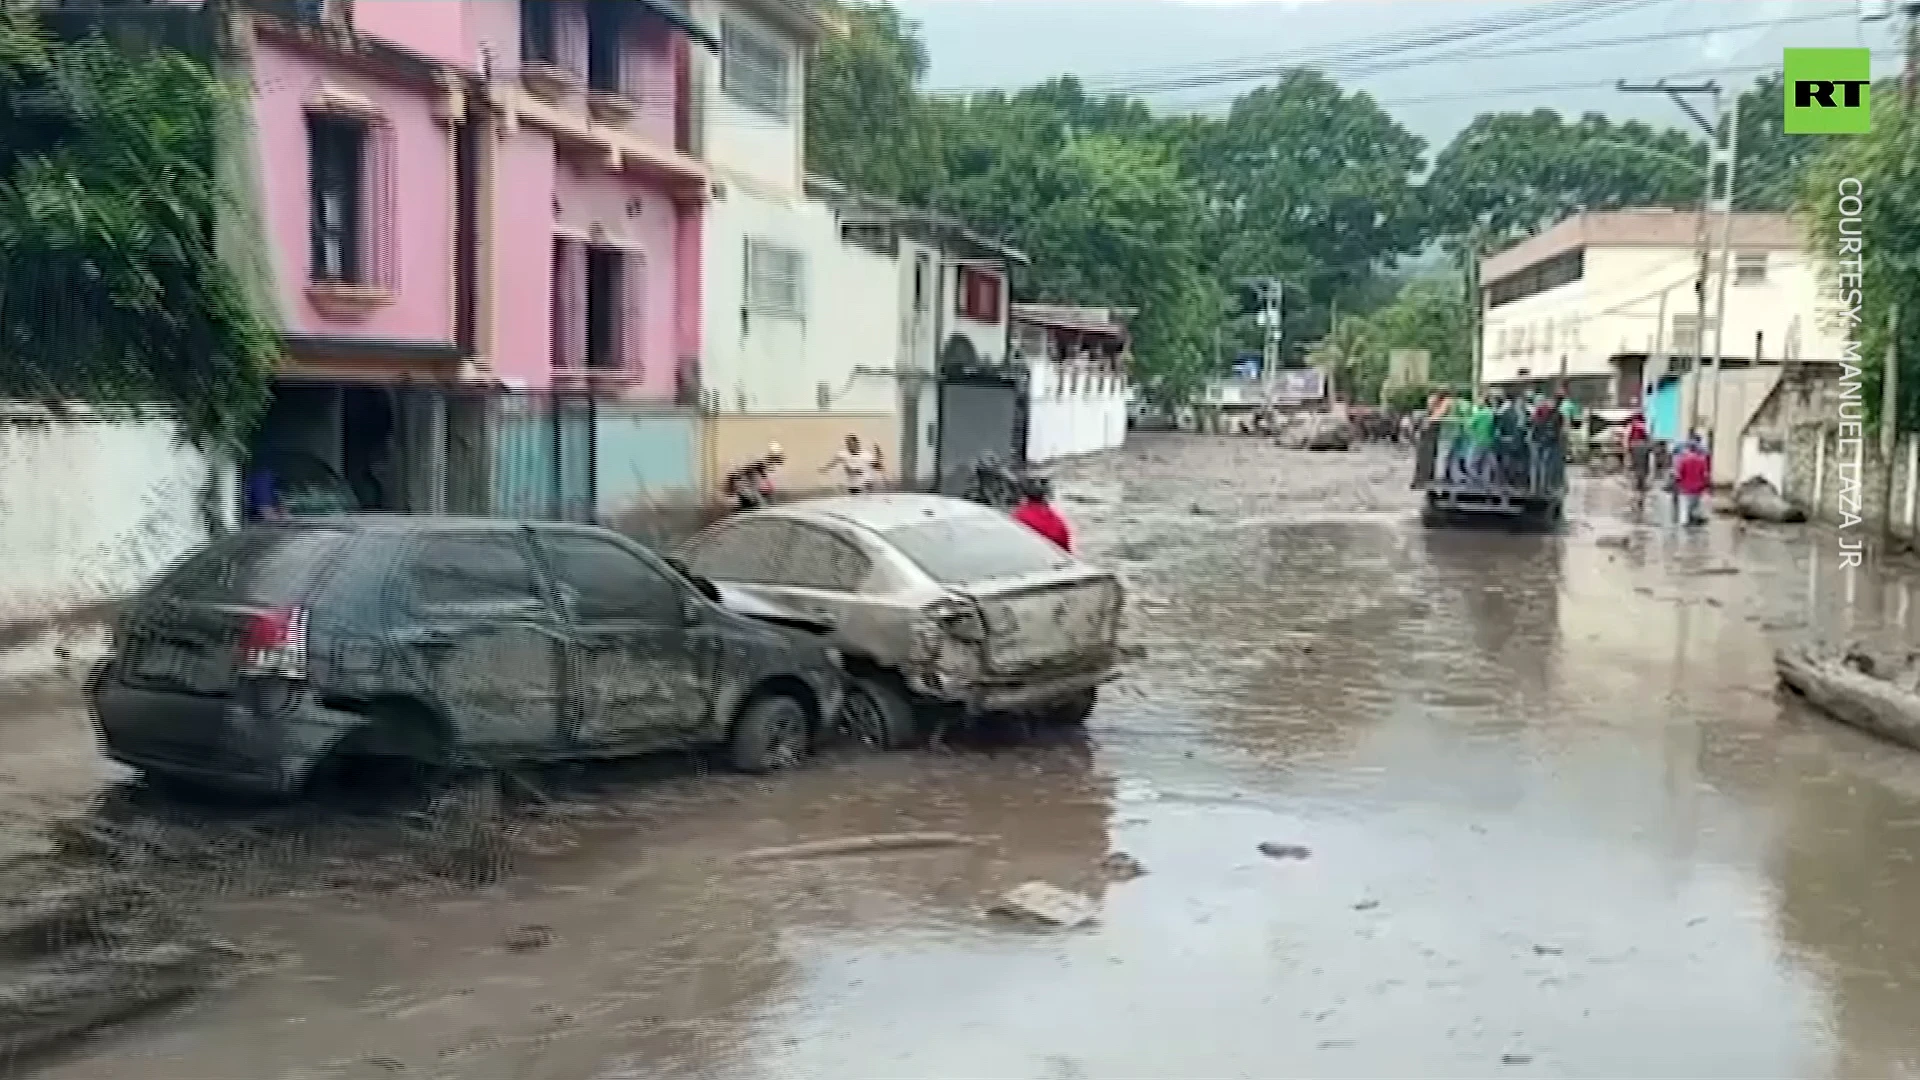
[237,516,613,536]
[762,493,998,533]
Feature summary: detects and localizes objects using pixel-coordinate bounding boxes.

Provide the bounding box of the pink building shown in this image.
[354,0,712,399]
[217,0,716,515]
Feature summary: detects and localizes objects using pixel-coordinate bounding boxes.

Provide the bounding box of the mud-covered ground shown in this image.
[12,434,1920,1078]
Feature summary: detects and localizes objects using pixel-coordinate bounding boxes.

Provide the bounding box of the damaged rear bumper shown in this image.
[909,660,1121,715]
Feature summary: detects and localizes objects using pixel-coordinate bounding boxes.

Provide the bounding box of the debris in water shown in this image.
[989,882,1100,929]
[1532,944,1562,956]
[1258,842,1312,860]
[1353,899,1380,911]
[1100,851,1147,881]
[1596,535,1635,549]
[1502,1052,1533,1066]
[738,832,977,863]
[503,924,553,952]
[1686,566,1741,576]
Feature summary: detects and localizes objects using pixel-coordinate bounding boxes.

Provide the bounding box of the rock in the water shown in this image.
[1734,477,1806,523]
[503,924,553,951]
[1099,851,1146,881]
[989,882,1100,928]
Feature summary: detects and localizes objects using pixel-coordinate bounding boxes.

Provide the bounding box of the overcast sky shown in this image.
[898,0,1899,148]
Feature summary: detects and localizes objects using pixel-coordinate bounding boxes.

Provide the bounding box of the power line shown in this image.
[929,0,1665,97]
[1161,9,1851,107]
[1078,0,1677,98]
[997,0,1613,88]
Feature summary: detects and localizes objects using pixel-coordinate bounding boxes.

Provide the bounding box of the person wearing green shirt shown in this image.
[1465,394,1498,483]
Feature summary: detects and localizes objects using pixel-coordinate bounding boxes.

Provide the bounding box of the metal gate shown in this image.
[935,377,1022,496]
[494,389,597,521]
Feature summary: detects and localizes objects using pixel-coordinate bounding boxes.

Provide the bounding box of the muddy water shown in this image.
[20,435,1920,1078]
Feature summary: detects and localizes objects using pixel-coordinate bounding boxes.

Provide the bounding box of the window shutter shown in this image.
[622,253,647,376]
[552,238,587,369]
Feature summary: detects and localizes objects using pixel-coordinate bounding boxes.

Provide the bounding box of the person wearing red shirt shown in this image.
[1673,436,1712,526]
[1010,478,1073,552]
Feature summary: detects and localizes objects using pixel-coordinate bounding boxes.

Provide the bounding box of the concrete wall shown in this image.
[251,38,456,345]
[705,412,895,499]
[1026,360,1128,464]
[596,409,700,515]
[0,406,237,686]
[699,186,899,417]
[1482,242,1847,389]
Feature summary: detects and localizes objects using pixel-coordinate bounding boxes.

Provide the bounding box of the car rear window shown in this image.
[159,529,349,606]
[883,512,1073,586]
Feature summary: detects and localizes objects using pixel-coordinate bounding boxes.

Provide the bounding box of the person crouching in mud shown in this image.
[723,443,785,511]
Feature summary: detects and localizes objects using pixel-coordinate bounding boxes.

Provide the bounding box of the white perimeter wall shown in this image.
[0,406,237,684]
[1026,361,1129,464]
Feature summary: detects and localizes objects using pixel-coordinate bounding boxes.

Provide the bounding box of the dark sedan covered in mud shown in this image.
[679,494,1126,749]
[88,518,845,797]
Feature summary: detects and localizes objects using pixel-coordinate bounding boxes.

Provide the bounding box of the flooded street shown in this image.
[19,434,1920,1078]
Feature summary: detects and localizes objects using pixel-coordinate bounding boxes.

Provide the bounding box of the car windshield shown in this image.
[159,529,349,606]
[883,512,1073,586]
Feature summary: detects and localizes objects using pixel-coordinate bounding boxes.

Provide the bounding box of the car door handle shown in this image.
[397,630,458,651]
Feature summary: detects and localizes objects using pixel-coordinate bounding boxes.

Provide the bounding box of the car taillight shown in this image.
[239,606,309,679]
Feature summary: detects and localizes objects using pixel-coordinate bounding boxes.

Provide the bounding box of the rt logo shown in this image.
[1785,48,1871,134]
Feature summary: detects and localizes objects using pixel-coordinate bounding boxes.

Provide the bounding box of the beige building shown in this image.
[1479,210,1848,410]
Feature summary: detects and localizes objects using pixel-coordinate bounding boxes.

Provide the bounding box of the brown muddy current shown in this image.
[9,435,1920,1078]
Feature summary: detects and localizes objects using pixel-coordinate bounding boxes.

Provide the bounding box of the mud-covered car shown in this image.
[1278,412,1352,451]
[678,494,1126,748]
[88,518,845,797]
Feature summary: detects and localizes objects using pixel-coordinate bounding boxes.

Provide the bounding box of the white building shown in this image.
[1480,210,1848,412]
[687,0,1018,493]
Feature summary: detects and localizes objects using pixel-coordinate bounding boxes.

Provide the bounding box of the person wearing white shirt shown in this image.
[822,433,881,495]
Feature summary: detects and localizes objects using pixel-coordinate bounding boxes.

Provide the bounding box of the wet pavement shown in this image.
[14,434,1920,1078]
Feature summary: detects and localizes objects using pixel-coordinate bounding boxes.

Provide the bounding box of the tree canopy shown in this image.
[809,2,1897,409]
[0,6,277,445]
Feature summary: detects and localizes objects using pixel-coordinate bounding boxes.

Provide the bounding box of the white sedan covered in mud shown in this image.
[679,494,1126,748]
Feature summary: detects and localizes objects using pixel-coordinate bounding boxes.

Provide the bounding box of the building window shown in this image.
[586,247,624,369]
[521,0,558,66]
[913,254,930,313]
[957,267,1002,322]
[745,239,805,319]
[1671,313,1718,357]
[1488,247,1585,308]
[1735,251,1768,286]
[309,116,366,285]
[722,18,792,118]
[586,0,623,93]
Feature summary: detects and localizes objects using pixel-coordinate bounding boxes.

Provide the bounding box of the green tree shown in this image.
[1798,96,1920,431]
[805,1,947,204]
[0,7,277,445]
[1359,277,1474,388]
[1426,109,1703,245]
[1737,72,1824,213]
[1192,71,1427,349]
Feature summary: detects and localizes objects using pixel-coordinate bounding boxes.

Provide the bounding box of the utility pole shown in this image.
[1618,79,1721,440]
[1885,303,1902,549]
[1706,97,1740,452]
[1467,232,1484,400]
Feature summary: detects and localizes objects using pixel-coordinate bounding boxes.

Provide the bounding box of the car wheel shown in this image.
[1044,689,1098,726]
[730,693,812,774]
[842,674,923,750]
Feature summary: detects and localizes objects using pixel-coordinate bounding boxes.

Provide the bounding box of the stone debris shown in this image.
[1258,842,1312,860]
[988,882,1100,929]
[502,924,553,952]
[1099,851,1146,881]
